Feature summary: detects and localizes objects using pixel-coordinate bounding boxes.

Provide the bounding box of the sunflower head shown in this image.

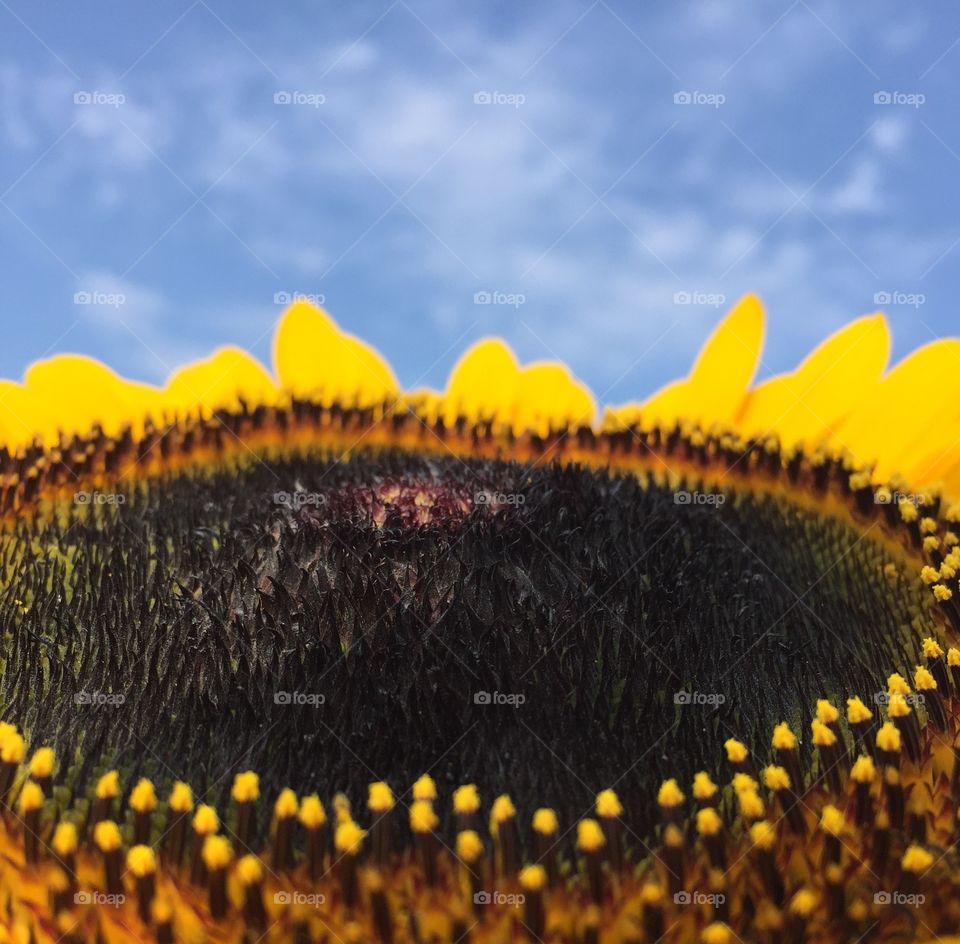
[0,296,959,942]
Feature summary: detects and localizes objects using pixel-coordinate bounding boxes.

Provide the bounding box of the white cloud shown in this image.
[0,64,38,150]
[821,158,884,215]
[70,272,277,383]
[870,116,909,154]
[876,17,927,55]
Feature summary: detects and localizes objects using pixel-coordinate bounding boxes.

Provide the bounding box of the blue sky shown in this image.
[1,1,958,405]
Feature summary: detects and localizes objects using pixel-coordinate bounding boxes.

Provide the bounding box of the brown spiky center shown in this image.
[0,443,943,803]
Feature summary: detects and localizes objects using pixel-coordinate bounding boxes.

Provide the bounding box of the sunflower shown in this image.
[0,294,958,943]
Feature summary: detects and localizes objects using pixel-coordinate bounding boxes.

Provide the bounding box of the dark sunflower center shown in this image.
[1,450,930,835]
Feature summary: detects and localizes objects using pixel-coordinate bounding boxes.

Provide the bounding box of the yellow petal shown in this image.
[442,339,519,427]
[883,343,960,488]
[163,347,278,419]
[399,388,444,425]
[0,380,48,449]
[441,340,596,435]
[272,300,399,407]
[512,362,596,436]
[619,294,765,430]
[922,446,960,497]
[735,314,890,448]
[22,355,161,444]
[832,338,960,479]
[341,335,399,405]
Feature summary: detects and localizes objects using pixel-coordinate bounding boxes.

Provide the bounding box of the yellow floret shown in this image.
[93,820,122,852]
[876,721,902,753]
[192,804,219,834]
[657,778,685,808]
[519,864,547,892]
[595,788,623,817]
[702,923,732,944]
[367,782,395,813]
[236,854,264,886]
[692,771,718,801]
[771,722,796,751]
[52,822,78,857]
[789,889,817,918]
[738,790,764,820]
[298,794,326,829]
[490,794,516,824]
[95,770,119,799]
[274,788,298,819]
[410,800,439,833]
[17,781,44,814]
[914,665,937,691]
[126,845,157,877]
[28,747,55,779]
[762,765,791,791]
[901,845,934,873]
[201,835,233,870]
[696,807,722,836]
[231,771,260,803]
[819,805,845,836]
[723,739,748,763]
[749,821,776,850]
[846,696,873,724]
[577,818,606,852]
[412,774,437,803]
[334,820,367,855]
[811,719,836,746]
[456,830,484,862]
[453,784,480,814]
[850,755,876,783]
[169,781,193,812]
[815,699,839,724]
[129,778,157,813]
[533,808,559,835]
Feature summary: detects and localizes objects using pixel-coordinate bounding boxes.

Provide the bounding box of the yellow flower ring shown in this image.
[0,295,959,942]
